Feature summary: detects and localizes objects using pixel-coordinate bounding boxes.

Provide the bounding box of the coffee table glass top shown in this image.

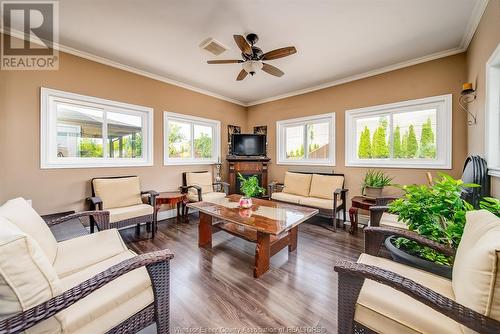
[187,194,318,235]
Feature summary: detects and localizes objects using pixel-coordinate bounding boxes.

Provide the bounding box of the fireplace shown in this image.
[227,156,270,195]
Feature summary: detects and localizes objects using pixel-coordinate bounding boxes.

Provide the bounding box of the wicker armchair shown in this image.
[268,172,348,231]
[0,198,173,334]
[87,175,159,237]
[180,171,229,217]
[334,210,500,334]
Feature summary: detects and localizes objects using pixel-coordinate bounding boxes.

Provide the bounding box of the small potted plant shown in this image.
[362,169,393,199]
[237,173,266,209]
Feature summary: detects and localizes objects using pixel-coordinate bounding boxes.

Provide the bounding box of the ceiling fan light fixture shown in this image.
[242,60,263,76]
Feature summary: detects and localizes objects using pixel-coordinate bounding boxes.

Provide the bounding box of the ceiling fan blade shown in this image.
[262,46,297,60]
[207,60,243,64]
[262,63,284,77]
[233,35,252,55]
[236,69,248,81]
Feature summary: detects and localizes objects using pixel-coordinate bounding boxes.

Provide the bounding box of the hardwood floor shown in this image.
[120,213,363,333]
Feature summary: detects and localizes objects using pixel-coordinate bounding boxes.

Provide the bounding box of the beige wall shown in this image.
[0,50,247,214]
[247,54,468,203]
[466,0,500,197]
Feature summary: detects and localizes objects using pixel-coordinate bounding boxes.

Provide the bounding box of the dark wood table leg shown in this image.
[288,226,298,252]
[176,202,181,220]
[198,211,212,248]
[348,207,358,234]
[254,232,271,278]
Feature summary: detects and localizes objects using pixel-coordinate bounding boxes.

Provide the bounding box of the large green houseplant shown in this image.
[388,173,477,273]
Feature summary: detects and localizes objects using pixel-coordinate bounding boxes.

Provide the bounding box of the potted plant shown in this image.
[362,169,393,199]
[237,173,266,209]
[387,173,477,278]
[479,197,500,217]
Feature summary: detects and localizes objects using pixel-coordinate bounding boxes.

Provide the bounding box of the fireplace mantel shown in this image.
[227,156,270,195]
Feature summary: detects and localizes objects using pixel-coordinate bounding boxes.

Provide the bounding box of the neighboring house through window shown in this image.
[276,112,336,166]
[41,87,153,168]
[163,112,221,165]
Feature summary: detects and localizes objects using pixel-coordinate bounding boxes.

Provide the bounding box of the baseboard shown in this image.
[157,209,178,221]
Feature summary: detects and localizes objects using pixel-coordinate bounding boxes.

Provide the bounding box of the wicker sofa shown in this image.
[334,209,500,334]
[268,172,348,231]
[87,176,159,237]
[0,197,173,334]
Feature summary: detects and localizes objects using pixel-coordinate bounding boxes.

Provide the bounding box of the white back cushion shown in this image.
[308,174,344,200]
[282,172,312,197]
[0,217,61,320]
[453,210,500,332]
[0,198,58,264]
[93,177,143,210]
[186,172,213,196]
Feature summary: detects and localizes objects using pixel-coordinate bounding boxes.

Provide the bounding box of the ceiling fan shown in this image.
[207,33,297,81]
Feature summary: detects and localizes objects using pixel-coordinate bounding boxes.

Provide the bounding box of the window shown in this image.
[163,112,220,165]
[486,43,500,177]
[41,88,153,169]
[277,113,335,166]
[345,94,452,169]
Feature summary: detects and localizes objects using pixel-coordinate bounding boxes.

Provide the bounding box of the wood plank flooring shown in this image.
[120,213,363,334]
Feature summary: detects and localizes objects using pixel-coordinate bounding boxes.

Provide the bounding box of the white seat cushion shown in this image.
[0,217,61,321]
[282,172,312,197]
[188,191,226,203]
[53,229,128,278]
[308,174,344,200]
[0,197,58,263]
[92,177,143,210]
[299,196,342,210]
[452,210,500,333]
[186,172,214,196]
[271,192,305,204]
[355,253,461,334]
[55,250,152,334]
[108,204,153,223]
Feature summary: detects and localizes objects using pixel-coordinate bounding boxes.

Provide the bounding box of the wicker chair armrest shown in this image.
[334,260,500,334]
[141,190,159,205]
[0,249,174,334]
[369,205,389,227]
[334,188,349,201]
[213,182,229,195]
[364,226,455,258]
[86,196,103,210]
[179,185,202,201]
[45,211,110,230]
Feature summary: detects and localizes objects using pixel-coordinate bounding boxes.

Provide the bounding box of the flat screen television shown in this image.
[231,134,266,156]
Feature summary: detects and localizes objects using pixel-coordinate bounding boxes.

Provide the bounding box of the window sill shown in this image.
[488,169,500,178]
[41,160,154,169]
[276,160,335,167]
[345,161,451,169]
[163,159,219,166]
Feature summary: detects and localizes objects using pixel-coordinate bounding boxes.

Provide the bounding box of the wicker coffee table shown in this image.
[187,194,318,278]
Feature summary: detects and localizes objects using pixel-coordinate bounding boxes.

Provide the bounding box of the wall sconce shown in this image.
[459,82,477,125]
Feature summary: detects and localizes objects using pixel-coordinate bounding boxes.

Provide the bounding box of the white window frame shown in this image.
[40,87,153,169]
[163,112,221,165]
[485,43,500,177]
[276,112,336,166]
[345,94,452,169]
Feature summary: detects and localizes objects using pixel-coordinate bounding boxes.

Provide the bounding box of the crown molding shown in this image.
[0,28,247,107]
[1,1,489,108]
[246,47,465,106]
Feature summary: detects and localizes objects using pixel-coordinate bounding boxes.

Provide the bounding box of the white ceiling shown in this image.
[36,0,489,105]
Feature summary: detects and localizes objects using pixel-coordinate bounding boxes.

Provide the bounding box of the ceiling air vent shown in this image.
[200,38,228,56]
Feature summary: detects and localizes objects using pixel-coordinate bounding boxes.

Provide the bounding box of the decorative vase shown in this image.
[239,196,253,209]
[364,186,383,199]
